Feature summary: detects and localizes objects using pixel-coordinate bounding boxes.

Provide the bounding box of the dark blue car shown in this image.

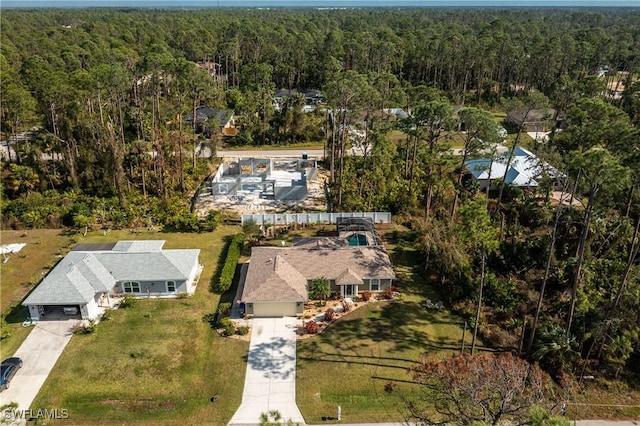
[0,357,23,391]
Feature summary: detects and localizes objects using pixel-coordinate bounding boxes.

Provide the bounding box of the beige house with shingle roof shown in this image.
[241,240,395,317]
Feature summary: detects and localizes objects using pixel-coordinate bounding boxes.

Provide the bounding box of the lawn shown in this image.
[0,229,78,359]
[296,228,478,423]
[27,225,250,425]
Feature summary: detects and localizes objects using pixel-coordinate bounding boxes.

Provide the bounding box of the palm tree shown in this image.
[531,324,579,376]
[309,277,331,306]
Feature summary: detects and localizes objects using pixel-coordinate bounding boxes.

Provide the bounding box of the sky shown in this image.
[2,0,639,7]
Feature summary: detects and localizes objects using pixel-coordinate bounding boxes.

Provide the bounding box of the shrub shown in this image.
[342,300,352,313]
[202,313,217,327]
[304,320,319,334]
[361,291,372,302]
[384,380,398,393]
[100,309,113,321]
[217,302,231,315]
[383,287,394,300]
[0,318,11,340]
[219,317,236,336]
[216,234,244,292]
[201,210,222,231]
[236,326,250,336]
[120,294,137,308]
[72,319,96,335]
[324,308,335,321]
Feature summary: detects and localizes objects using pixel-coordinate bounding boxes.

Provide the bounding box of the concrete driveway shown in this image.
[0,320,75,411]
[229,317,305,425]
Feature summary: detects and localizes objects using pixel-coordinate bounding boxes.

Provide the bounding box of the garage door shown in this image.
[252,302,297,317]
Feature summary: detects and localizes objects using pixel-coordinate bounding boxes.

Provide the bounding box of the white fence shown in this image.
[241,212,392,226]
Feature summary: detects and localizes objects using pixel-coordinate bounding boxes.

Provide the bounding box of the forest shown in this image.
[1,5,640,414]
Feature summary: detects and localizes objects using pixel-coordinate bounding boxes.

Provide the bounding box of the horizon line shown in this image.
[2,1,639,9]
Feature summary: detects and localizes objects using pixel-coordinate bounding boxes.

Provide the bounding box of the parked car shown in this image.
[63,306,79,315]
[0,357,23,391]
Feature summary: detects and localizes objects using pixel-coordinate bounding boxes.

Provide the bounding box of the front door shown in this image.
[342,284,356,298]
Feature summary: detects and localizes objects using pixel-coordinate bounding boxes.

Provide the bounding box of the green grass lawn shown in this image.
[27,225,249,425]
[296,229,477,423]
[10,224,639,424]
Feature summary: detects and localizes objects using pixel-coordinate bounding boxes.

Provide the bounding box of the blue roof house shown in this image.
[23,241,202,321]
[465,146,562,191]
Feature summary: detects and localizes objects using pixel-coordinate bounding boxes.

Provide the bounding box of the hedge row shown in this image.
[216,234,245,292]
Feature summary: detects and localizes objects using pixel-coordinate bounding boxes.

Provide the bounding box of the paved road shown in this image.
[209,146,368,159]
[217,149,325,159]
[0,320,76,423]
[228,317,305,425]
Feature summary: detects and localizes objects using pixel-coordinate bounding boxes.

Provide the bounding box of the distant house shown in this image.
[23,241,202,321]
[195,60,227,83]
[241,220,395,317]
[273,88,324,112]
[506,108,556,133]
[185,106,237,137]
[464,146,562,191]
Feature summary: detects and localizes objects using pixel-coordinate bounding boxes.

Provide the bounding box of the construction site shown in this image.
[193,157,328,216]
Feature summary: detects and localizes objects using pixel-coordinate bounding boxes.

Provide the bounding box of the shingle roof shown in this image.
[335,268,364,285]
[185,106,233,126]
[242,243,395,303]
[242,255,308,302]
[23,241,200,306]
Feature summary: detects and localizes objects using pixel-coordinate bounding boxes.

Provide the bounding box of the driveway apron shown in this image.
[0,320,75,411]
[229,317,305,425]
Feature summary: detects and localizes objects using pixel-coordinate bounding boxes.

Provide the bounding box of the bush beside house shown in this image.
[216,234,244,292]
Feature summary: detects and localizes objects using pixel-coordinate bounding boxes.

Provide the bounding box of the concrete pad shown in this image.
[229,317,305,425]
[0,320,76,418]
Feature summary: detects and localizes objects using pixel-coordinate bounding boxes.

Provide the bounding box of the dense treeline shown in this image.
[1,7,640,387]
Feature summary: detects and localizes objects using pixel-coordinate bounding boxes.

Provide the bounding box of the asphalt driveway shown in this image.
[229,317,305,425]
[0,320,75,410]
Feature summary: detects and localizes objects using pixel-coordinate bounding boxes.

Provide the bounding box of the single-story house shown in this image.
[23,241,202,321]
[241,238,395,317]
[273,88,324,111]
[464,146,563,191]
[185,106,237,137]
[506,108,556,133]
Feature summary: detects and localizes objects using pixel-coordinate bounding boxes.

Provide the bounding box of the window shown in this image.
[218,184,228,194]
[122,281,140,293]
[370,278,380,292]
[167,281,176,292]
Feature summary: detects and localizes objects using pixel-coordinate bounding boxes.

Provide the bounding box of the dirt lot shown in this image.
[193,164,329,218]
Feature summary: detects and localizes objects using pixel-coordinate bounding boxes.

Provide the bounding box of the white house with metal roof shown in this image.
[23,241,202,321]
[464,146,563,191]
